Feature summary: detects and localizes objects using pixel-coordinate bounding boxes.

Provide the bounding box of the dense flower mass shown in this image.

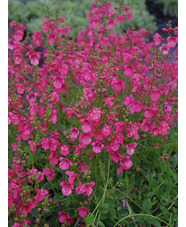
[8,1,177,226]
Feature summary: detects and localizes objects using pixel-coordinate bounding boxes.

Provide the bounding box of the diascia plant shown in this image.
[8,1,178,226]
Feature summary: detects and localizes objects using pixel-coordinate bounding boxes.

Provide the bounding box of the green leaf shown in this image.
[148,219,161,227]
[84,214,95,226]
[128,177,135,193]
[99,203,110,214]
[30,208,39,218]
[97,220,105,227]
[126,201,133,215]
[108,177,113,185]
[142,198,152,210]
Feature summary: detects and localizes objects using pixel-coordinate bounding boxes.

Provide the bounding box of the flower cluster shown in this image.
[8,1,178,226]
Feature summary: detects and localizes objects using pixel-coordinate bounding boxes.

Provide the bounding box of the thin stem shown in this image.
[113,213,168,227]
[90,158,110,217]
[112,187,147,212]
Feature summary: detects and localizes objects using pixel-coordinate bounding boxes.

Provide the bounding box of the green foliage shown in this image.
[153,0,178,17]
[8,0,157,36]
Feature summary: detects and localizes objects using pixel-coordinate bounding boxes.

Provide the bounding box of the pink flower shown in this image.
[18,121,33,140]
[59,181,74,196]
[92,141,104,153]
[52,76,65,89]
[84,182,95,196]
[47,33,57,45]
[111,79,126,94]
[79,133,92,145]
[41,19,49,33]
[107,19,116,30]
[80,119,92,133]
[65,171,80,184]
[26,50,40,66]
[124,65,134,77]
[153,33,163,46]
[32,31,43,47]
[48,151,59,165]
[59,157,72,170]
[75,181,95,196]
[60,17,66,23]
[158,122,170,136]
[89,108,103,121]
[60,145,70,156]
[159,44,169,55]
[69,127,79,140]
[117,156,133,174]
[117,14,125,23]
[43,167,54,181]
[127,11,134,22]
[110,142,120,152]
[126,142,137,155]
[150,89,162,101]
[75,181,86,194]
[58,211,73,225]
[77,207,89,218]
[167,36,178,48]
[28,140,38,152]
[110,151,121,163]
[34,187,49,201]
[102,124,112,137]
[41,138,50,150]
[124,6,130,14]
[123,95,143,114]
[26,92,37,103]
[10,22,25,41]
[126,123,139,140]
[37,171,44,182]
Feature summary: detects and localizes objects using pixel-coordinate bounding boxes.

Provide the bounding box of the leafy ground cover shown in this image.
[8,1,178,226]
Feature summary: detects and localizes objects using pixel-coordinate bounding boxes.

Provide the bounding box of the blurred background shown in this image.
[8,0,178,37]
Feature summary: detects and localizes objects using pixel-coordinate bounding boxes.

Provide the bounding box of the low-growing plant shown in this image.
[8,1,178,226]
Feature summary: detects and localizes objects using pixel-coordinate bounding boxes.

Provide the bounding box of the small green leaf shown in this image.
[99,203,110,214]
[148,219,161,227]
[126,201,133,215]
[84,214,95,226]
[97,220,105,227]
[30,208,39,218]
[142,198,152,210]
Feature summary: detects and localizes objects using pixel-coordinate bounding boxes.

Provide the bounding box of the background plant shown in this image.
[8,0,156,37]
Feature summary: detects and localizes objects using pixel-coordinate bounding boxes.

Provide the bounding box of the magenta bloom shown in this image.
[34,187,49,201]
[77,207,89,218]
[59,157,72,170]
[117,156,133,174]
[167,36,178,48]
[89,108,103,121]
[65,171,80,184]
[26,50,40,66]
[117,14,125,23]
[126,142,137,155]
[69,127,79,140]
[79,133,92,145]
[75,181,95,196]
[59,181,74,196]
[48,151,59,165]
[60,145,70,156]
[153,33,163,46]
[43,167,54,181]
[124,65,134,77]
[58,211,73,225]
[80,119,92,133]
[92,141,104,153]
